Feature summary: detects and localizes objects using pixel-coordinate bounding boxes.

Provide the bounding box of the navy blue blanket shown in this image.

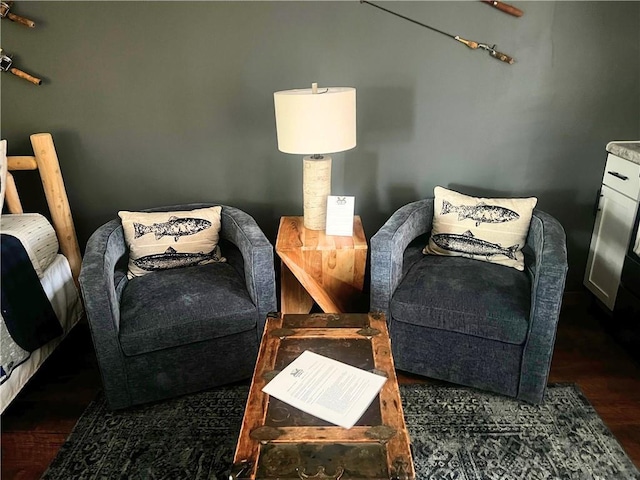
[1,234,62,351]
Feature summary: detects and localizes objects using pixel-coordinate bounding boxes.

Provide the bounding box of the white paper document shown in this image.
[262,350,386,429]
[325,196,355,236]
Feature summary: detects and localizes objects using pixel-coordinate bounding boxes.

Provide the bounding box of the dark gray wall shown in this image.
[2,1,639,291]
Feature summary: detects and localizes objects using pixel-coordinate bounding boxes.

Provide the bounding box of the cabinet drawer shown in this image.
[603,154,640,200]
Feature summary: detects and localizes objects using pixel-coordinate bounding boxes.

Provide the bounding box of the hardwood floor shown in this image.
[548,297,640,466]
[1,321,101,480]
[2,297,639,479]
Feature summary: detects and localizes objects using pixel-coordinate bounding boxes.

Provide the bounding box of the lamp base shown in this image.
[303,155,331,230]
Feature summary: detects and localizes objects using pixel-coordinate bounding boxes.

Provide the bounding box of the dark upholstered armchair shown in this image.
[370,198,568,404]
[79,203,276,409]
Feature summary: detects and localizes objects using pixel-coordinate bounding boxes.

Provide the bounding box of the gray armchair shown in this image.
[79,203,276,409]
[370,198,567,404]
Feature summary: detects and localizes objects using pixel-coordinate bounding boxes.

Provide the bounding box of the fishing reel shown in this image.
[478,43,515,64]
[0,47,41,84]
[0,48,12,70]
[453,37,514,64]
[0,1,35,27]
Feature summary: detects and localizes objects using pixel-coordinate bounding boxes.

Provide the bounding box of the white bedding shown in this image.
[0,253,84,413]
[1,213,59,277]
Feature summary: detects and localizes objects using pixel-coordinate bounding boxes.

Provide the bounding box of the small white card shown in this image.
[262,350,386,429]
[325,196,355,236]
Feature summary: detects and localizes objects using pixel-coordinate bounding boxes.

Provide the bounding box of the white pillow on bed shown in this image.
[1,213,60,278]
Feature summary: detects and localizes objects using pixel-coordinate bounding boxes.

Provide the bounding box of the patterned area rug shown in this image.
[42,383,639,479]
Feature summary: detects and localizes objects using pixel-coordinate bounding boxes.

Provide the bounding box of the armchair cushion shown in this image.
[424,186,537,271]
[119,259,257,356]
[118,206,224,278]
[390,255,531,345]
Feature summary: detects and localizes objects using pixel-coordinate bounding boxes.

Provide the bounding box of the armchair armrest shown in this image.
[79,219,127,333]
[220,206,277,333]
[79,218,131,407]
[370,199,434,318]
[519,209,568,403]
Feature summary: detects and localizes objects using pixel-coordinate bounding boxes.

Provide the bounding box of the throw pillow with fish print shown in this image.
[118,206,226,278]
[423,186,537,271]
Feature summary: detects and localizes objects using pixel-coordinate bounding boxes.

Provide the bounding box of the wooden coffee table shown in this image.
[231,312,415,480]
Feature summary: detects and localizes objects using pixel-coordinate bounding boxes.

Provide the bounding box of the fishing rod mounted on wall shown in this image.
[360,0,516,65]
[0,1,35,27]
[0,48,42,85]
[0,2,43,85]
[481,1,523,18]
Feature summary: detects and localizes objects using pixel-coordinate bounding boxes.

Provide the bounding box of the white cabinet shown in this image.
[584,153,640,310]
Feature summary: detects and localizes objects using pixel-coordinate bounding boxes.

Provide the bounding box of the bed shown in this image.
[0,133,84,413]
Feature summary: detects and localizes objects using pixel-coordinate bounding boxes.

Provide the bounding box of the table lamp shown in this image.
[274,83,356,230]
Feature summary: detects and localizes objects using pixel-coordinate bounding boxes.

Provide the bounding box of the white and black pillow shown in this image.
[119,206,226,279]
[423,186,537,271]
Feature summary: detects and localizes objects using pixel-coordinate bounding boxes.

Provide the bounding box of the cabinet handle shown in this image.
[593,188,602,216]
[607,170,629,181]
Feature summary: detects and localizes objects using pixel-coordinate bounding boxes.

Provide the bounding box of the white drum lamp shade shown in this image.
[274,86,356,154]
[274,84,356,230]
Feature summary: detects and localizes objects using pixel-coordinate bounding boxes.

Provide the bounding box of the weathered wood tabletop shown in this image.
[231,312,415,480]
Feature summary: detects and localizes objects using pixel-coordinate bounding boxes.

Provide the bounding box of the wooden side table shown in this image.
[275,216,368,314]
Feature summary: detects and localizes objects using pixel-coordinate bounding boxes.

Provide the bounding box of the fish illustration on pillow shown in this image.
[441,200,519,227]
[432,231,519,260]
[132,246,225,271]
[133,216,212,242]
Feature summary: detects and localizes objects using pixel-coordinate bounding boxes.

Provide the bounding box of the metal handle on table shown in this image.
[229,460,252,479]
[297,465,344,479]
[607,171,629,181]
